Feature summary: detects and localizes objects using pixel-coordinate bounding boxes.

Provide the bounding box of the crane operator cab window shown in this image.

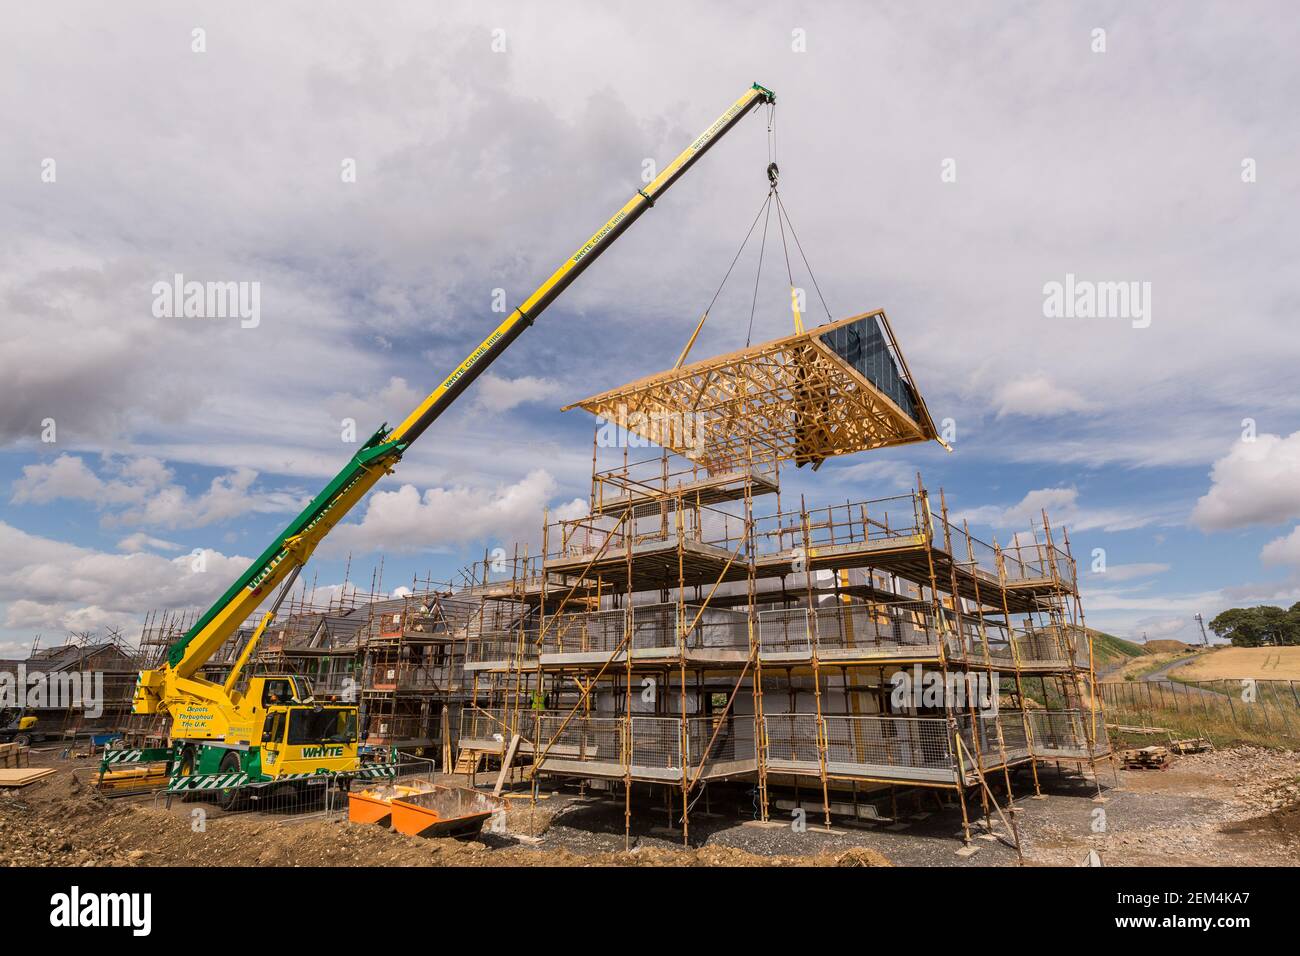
[261,710,285,745]
[286,707,357,746]
[261,678,300,707]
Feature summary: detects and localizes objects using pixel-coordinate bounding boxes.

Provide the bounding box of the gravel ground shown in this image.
[3,746,1296,867]
[1018,747,1300,866]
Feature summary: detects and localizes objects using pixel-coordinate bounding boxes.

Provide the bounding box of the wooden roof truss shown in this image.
[565,310,942,470]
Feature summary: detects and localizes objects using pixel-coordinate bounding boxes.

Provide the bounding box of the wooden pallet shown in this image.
[1169,737,1213,755]
[1121,746,1172,770]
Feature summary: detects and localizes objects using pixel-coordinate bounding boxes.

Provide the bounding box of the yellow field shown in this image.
[1176,645,1300,680]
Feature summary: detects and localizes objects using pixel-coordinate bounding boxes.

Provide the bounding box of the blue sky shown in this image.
[2,2,1299,656]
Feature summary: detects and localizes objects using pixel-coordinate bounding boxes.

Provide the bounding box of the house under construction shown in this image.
[451,308,1112,847]
[0,630,144,742]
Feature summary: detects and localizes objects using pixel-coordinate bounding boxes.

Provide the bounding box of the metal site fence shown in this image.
[461,710,754,778]
[152,756,437,819]
[1100,678,1300,741]
[763,711,1095,783]
[464,629,539,668]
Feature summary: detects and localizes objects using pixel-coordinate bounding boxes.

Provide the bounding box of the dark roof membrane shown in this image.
[820,315,920,422]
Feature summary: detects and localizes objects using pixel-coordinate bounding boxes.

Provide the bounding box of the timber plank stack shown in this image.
[0,742,30,769]
[0,767,56,787]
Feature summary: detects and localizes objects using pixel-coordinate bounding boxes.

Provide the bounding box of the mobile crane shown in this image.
[98,83,778,800]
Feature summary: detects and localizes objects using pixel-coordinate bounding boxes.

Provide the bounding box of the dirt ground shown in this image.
[1,747,1296,868]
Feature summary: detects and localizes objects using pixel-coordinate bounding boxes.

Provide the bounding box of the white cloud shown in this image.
[9,454,107,503]
[1191,431,1300,531]
[0,521,252,637]
[994,375,1093,418]
[473,374,567,413]
[956,487,1078,532]
[552,497,590,522]
[956,486,1169,535]
[116,532,184,554]
[824,458,917,492]
[1260,525,1300,568]
[1079,582,1219,639]
[325,377,424,438]
[116,467,261,530]
[1134,617,1200,643]
[1089,562,1171,583]
[11,453,304,530]
[322,469,586,556]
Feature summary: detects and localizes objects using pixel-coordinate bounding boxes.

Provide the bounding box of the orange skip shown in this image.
[390,785,502,839]
[347,783,433,827]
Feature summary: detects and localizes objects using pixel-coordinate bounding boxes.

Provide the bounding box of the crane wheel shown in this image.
[217,751,246,810]
[12,733,31,748]
[177,745,196,778]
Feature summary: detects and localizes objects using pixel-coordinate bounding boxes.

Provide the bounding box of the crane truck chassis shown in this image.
[97,83,778,799]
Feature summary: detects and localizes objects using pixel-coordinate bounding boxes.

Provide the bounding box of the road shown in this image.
[1139,655,1223,699]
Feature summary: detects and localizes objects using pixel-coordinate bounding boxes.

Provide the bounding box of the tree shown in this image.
[1208,604,1300,647]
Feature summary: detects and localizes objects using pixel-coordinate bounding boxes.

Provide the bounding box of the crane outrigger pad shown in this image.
[564,310,941,469]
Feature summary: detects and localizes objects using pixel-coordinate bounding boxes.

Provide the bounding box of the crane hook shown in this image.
[767,162,779,188]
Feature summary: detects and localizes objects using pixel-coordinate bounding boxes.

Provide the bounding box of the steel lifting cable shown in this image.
[744,195,773,347]
[775,185,796,291]
[766,98,833,325]
[686,98,833,354]
[684,101,778,360]
[774,191,833,322]
[766,101,776,165]
[752,100,784,343]
[701,189,773,326]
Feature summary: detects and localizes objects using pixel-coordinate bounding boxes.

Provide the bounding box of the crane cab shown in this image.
[257,701,359,779]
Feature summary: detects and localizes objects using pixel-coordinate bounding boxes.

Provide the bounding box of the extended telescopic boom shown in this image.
[147,83,777,690]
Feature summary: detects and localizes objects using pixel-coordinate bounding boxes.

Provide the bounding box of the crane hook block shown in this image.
[767,162,780,188]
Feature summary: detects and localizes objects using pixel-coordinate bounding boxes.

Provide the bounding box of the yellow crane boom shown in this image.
[134,82,777,714]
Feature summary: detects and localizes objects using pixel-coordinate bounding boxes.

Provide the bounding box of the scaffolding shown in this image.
[455,308,1111,849]
[356,580,490,756]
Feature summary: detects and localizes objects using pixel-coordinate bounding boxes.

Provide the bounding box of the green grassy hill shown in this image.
[1089,629,1150,668]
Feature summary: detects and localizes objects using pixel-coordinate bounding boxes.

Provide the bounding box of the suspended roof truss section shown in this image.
[564,309,945,470]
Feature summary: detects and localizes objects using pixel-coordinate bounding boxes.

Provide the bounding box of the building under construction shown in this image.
[449,308,1112,847]
[0,630,144,743]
